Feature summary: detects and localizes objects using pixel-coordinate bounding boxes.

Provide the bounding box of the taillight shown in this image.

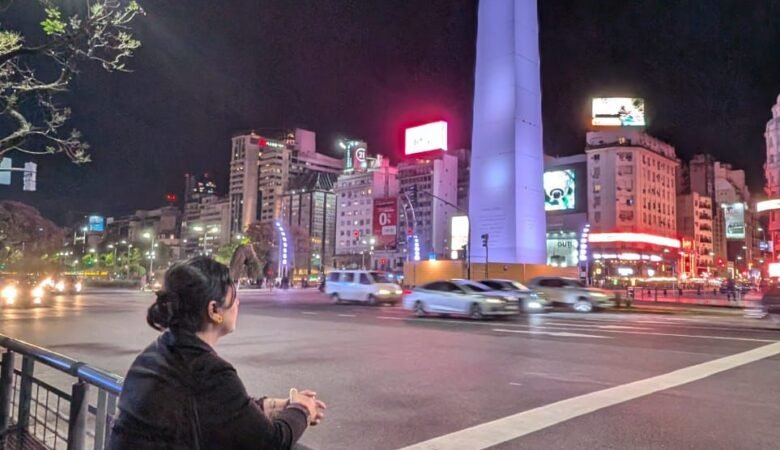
[403,289,412,295]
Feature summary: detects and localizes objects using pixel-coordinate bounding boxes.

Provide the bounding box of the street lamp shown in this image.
[142,232,156,279]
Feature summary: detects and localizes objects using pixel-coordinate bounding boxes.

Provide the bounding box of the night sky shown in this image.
[4,0,780,224]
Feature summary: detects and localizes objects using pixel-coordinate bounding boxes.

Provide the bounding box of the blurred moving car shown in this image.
[1,277,47,307]
[403,280,519,319]
[479,279,552,313]
[526,277,614,313]
[50,275,83,295]
[325,270,403,305]
[759,287,780,322]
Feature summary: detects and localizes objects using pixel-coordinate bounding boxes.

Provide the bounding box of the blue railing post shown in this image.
[67,381,89,450]
[0,351,15,445]
[17,356,35,431]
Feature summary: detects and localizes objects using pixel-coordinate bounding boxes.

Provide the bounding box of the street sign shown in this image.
[0,157,10,185]
[22,162,36,191]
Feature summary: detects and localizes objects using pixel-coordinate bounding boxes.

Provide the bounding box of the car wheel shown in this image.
[469,303,484,320]
[331,293,341,304]
[414,301,426,317]
[367,295,377,306]
[573,298,593,313]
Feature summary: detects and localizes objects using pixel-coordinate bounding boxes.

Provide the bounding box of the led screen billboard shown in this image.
[723,203,745,240]
[405,121,448,155]
[372,198,398,250]
[88,215,105,232]
[592,98,646,127]
[450,216,469,252]
[544,169,577,211]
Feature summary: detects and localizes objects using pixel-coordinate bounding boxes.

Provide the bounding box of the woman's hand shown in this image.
[290,389,327,426]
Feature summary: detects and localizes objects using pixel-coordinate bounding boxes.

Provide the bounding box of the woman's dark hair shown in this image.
[147,256,234,332]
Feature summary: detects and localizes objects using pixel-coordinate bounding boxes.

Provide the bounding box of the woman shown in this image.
[109,256,325,449]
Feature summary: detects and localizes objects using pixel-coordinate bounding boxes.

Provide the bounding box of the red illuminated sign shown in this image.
[404,121,448,155]
[373,198,398,250]
[588,232,681,249]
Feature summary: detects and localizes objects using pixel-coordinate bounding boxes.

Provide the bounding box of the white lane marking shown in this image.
[508,382,523,387]
[301,311,319,315]
[493,329,612,339]
[543,320,651,330]
[398,341,780,450]
[418,318,779,342]
[337,314,357,318]
[597,325,652,330]
[377,316,405,320]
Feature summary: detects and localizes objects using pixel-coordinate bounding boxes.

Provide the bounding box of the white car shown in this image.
[403,280,519,319]
[324,270,403,305]
[526,277,614,313]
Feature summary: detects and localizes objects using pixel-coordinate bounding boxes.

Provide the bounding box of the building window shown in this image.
[593,184,601,193]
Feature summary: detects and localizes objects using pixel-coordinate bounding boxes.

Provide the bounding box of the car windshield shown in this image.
[370,272,392,283]
[458,282,490,293]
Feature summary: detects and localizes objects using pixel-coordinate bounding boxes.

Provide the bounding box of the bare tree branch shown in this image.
[0,0,144,163]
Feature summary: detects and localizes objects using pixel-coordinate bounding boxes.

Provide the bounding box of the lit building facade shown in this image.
[181,196,230,257]
[397,153,458,261]
[229,129,342,235]
[280,172,338,274]
[585,130,680,284]
[544,154,588,271]
[676,193,714,276]
[334,160,399,269]
[765,94,780,263]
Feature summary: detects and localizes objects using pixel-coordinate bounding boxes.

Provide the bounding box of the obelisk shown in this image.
[469,0,546,264]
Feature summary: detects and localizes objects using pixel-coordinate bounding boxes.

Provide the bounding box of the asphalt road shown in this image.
[1,288,779,450]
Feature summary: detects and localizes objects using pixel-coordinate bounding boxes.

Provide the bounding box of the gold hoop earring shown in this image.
[214,315,224,324]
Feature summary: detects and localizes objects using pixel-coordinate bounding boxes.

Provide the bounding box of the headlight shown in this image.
[32,287,44,298]
[75,282,83,292]
[55,281,65,292]
[485,298,504,304]
[394,289,403,295]
[377,289,390,295]
[1,285,17,302]
[527,301,542,309]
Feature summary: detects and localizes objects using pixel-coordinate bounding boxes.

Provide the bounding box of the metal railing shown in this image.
[0,334,123,450]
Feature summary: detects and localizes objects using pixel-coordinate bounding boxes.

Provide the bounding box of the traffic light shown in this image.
[481,233,489,248]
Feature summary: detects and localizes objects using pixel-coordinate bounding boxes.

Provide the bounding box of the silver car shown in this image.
[479,279,552,313]
[403,280,519,320]
[526,277,614,313]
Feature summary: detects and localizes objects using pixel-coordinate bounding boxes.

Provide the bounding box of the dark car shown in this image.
[760,287,780,316]
[51,275,83,295]
[1,277,48,307]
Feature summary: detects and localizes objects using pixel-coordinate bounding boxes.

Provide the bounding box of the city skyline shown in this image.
[3,1,780,224]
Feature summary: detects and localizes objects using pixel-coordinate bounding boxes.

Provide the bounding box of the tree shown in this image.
[0,1,144,162]
[0,200,63,267]
[245,221,276,266]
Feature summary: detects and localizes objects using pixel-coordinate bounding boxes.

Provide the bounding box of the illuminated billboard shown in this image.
[544,169,576,211]
[592,98,646,127]
[450,216,470,252]
[405,121,448,155]
[88,215,105,232]
[756,199,780,213]
[723,203,745,240]
[372,198,398,250]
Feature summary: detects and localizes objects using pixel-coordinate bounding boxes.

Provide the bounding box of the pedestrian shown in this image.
[109,256,325,450]
[727,278,736,302]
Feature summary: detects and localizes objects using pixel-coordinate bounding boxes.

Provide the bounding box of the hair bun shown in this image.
[147,290,178,331]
